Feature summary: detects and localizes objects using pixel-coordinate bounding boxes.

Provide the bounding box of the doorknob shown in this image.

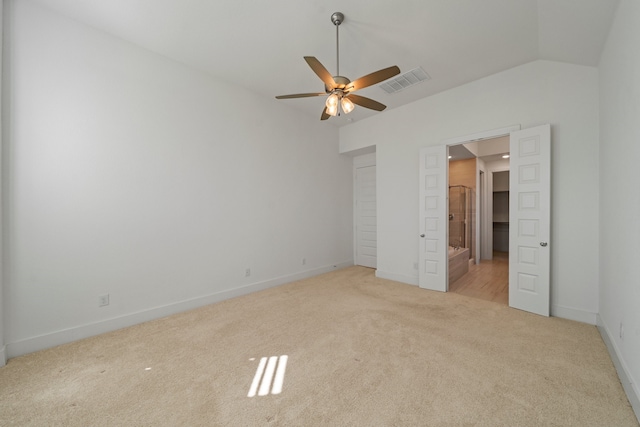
[420,234,425,238]
[540,242,548,247]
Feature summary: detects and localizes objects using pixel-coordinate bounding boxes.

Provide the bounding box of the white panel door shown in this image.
[419,145,447,291]
[355,165,377,268]
[509,124,551,316]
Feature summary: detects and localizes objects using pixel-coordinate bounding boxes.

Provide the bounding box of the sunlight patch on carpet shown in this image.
[247,355,288,397]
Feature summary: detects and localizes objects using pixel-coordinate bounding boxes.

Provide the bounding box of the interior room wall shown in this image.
[3,0,353,358]
[449,158,476,189]
[0,1,5,367]
[340,59,600,324]
[598,0,640,414]
[492,170,509,192]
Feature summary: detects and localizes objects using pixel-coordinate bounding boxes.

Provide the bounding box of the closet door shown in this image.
[355,164,377,268]
[509,125,551,316]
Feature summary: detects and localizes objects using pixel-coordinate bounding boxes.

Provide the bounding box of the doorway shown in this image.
[418,124,551,316]
[447,138,510,304]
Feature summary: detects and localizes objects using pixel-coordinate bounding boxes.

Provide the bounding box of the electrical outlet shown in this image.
[413,262,418,270]
[98,294,110,307]
[302,258,306,265]
[245,268,251,277]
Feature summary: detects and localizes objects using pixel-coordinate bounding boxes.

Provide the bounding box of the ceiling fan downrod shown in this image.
[331,12,344,77]
[325,12,353,116]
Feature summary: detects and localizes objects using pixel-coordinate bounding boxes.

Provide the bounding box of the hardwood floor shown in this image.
[448,251,509,305]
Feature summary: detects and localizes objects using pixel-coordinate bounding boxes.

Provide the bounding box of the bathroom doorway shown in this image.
[419,124,551,315]
[447,136,511,305]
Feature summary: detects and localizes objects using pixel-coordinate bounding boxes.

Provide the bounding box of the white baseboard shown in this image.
[0,345,6,367]
[6,261,353,359]
[551,304,597,325]
[597,314,640,423]
[375,270,418,286]
[373,274,598,325]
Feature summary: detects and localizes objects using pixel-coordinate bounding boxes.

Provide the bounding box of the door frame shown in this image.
[478,169,485,261]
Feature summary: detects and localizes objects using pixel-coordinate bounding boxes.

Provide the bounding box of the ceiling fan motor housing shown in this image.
[325,75,351,93]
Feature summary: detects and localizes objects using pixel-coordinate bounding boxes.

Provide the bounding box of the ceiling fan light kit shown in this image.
[276,12,400,121]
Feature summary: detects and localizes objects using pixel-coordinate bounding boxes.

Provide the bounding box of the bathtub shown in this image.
[448,247,470,284]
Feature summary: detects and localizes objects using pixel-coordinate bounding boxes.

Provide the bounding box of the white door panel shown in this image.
[509,125,551,316]
[419,145,447,291]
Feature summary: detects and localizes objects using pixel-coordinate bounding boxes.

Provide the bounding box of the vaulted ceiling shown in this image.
[30,0,619,126]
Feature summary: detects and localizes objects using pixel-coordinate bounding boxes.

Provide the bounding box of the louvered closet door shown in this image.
[355,165,377,268]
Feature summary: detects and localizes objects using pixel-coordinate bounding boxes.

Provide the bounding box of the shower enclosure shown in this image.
[448,185,474,259]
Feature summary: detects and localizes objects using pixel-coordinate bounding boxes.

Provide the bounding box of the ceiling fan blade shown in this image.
[347,94,387,111]
[275,93,326,99]
[304,56,337,90]
[346,66,400,92]
[321,107,330,120]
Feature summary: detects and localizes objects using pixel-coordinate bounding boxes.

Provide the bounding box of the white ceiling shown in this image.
[30,0,620,126]
[449,135,510,163]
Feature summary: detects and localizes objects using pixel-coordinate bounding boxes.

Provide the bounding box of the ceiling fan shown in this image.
[275,12,401,121]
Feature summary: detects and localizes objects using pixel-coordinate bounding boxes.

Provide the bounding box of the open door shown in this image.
[508,124,551,316]
[418,145,448,291]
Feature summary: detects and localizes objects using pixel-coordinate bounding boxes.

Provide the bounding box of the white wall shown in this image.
[340,60,600,324]
[0,1,5,367]
[3,0,353,357]
[598,0,640,414]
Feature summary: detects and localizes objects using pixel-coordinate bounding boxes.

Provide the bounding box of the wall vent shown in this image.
[379,67,430,94]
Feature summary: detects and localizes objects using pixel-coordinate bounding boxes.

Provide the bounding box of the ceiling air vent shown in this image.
[379,67,430,94]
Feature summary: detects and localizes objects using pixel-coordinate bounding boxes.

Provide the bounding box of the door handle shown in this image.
[420,234,425,238]
[540,242,548,247]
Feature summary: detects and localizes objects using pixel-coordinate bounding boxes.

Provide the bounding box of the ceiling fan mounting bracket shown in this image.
[331,12,344,26]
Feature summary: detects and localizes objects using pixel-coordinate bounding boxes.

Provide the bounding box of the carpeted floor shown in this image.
[0,266,637,426]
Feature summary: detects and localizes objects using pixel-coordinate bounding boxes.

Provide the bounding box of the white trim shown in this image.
[353,152,376,168]
[475,163,484,264]
[340,144,376,157]
[6,261,353,359]
[597,315,640,422]
[442,124,521,146]
[551,304,597,325]
[0,345,6,367]
[375,269,418,286]
[0,0,5,372]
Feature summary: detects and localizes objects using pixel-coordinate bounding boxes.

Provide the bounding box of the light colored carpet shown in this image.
[1,266,637,426]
